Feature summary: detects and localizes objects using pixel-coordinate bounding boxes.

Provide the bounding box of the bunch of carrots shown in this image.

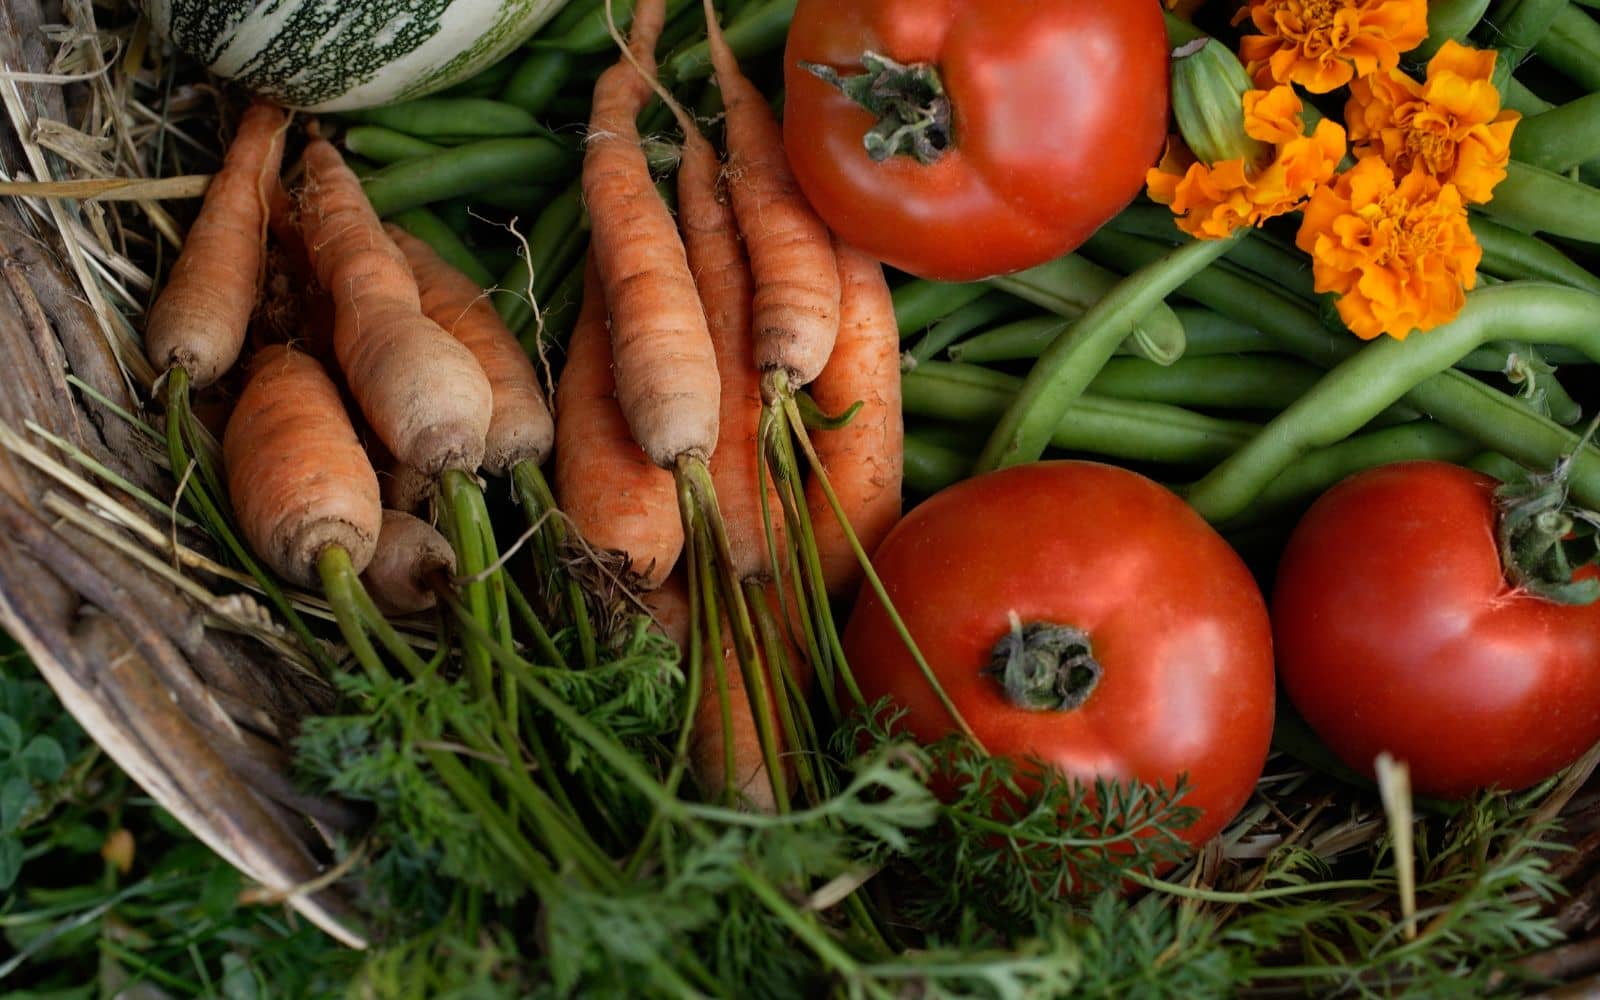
[142,0,904,815]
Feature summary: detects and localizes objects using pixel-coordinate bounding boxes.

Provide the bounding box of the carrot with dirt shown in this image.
[298,136,493,477]
[222,344,382,588]
[582,0,720,470]
[146,100,288,387]
[554,253,683,589]
[384,222,555,476]
[803,237,904,599]
[362,509,457,615]
[700,0,839,391]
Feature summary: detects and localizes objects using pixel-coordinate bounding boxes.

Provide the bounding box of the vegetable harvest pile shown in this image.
[26,0,1600,995]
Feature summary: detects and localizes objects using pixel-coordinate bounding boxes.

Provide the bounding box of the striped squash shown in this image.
[141,0,571,112]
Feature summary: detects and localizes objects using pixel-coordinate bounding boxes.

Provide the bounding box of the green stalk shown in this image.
[439,469,495,700]
[512,459,597,669]
[976,232,1243,471]
[317,546,393,687]
[779,388,987,751]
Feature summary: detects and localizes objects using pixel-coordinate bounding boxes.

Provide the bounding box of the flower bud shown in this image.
[1171,37,1271,168]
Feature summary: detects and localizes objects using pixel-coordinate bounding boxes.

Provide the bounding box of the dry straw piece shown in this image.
[0,0,365,946]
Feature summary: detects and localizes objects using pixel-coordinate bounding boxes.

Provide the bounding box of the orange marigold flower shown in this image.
[1294,156,1480,340]
[1346,39,1520,204]
[1238,0,1428,93]
[1147,85,1346,240]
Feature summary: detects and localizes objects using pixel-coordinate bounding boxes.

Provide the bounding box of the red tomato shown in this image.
[781,0,1170,282]
[1272,461,1600,798]
[842,461,1275,848]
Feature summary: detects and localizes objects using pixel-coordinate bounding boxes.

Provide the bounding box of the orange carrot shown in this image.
[701,0,839,388]
[384,224,555,476]
[582,0,719,468]
[675,98,784,581]
[361,509,456,615]
[804,238,905,598]
[146,100,288,386]
[298,137,492,476]
[223,344,382,587]
[553,253,683,588]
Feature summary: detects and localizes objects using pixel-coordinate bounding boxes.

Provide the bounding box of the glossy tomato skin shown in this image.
[842,461,1275,848]
[781,0,1169,282]
[1272,461,1600,798]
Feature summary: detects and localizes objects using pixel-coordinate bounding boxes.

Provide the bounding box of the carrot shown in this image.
[554,253,683,588]
[146,100,288,387]
[700,0,840,389]
[673,84,784,582]
[384,223,555,476]
[804,238,905,598]
[298,137,493,476]
[361,509,456,615]
[381,459,435,515]
[223,344,382,588]
[582,0,720,468]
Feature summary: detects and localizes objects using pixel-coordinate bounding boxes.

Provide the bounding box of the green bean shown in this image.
[345,98,549,141]
[893,279,989,337]
[986,252,1188,367]
[1413,0,1493,61]
[903,432,974,496]
[1469,214,1600,293]
[1087,229,1600,509]
[976,232,1242,471]
[1171,307,1279,355]
[1087,355,1326,412]
[1482,0,1569,68]
[361,138,577,218]
[1474,159,1600,244]
[1109,203,1318,306]
[1458,340,1590,368]
[389,207,495,288]
[1510,90,1600,173]
[1186,282,1600,523]
[500,49,576,117]
[524,256,587,355]
[495,180,587,335]
[907,361,1260,467]
[342,125,443,164]
[906,293,1030,364]
[1467,450,1531,481]
[1501,74,1555,115]
[536,0,697,53]
[1219,422,1481,528]
[661,0,796,83]
[946,314,1072,363]
[1532,2,1600,92]
[1457,341,1585,425]
[441,56,518,99]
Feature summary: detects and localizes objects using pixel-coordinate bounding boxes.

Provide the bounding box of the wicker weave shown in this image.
[0,0,364,947]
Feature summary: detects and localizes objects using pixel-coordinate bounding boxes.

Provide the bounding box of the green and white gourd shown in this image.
[141,0,570,111]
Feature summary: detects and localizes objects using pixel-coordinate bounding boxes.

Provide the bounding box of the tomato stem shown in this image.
[799,51,951,165]
[983,615,1101,712]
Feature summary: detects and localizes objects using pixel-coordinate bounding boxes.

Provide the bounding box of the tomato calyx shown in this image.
[798,51,951,165]
[1496,451,1600,605]
[982,614,1102,712]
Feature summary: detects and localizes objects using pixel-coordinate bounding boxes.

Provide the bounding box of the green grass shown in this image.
[0,632,356,998]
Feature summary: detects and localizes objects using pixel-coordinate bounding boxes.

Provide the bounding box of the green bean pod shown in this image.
[986,252,1189,368]
[361,137,577,218]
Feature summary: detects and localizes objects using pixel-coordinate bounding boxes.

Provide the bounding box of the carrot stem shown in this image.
[512,459,598,669]
[778,385,988,752]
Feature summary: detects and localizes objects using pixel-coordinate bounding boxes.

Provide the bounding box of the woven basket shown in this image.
[0,0,365,947]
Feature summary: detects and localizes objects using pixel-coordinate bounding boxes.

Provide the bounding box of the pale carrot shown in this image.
[700,0,839,388]
[582,0,720,468]
[383,223,556,476]
[223,344,382,588]
[146,100,288,387]
[804,238,905,598]
[361,509,456,615]
[298,137,493,476]
[553,253,683,589]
